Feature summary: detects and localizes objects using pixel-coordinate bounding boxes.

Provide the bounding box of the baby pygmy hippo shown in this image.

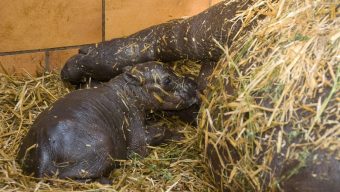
[17,61,198,182]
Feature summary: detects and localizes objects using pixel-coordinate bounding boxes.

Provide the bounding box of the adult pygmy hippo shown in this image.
[61,0,260,86]
[17,62,198,182]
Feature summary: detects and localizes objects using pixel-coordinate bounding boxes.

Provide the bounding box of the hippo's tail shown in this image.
[17,141,56,178]
[36,147,57,177]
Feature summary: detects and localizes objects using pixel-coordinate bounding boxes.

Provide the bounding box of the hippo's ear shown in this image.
[123,72,141,86]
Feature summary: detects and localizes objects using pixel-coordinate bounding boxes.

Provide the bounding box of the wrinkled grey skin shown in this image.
[61,0,258,85]
[61,0,259,124]
[17,62,198,182]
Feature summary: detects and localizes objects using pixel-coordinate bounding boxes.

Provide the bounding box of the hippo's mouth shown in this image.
[184,89,200,106]
[184,94,199,108]
[164,90,200,111]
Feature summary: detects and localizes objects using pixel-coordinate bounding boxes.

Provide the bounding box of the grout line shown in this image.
[0,43,94,56]
[102,0,106,42]
[44,51,50,72]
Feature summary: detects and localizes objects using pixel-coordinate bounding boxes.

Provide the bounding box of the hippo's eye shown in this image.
[162,77,172,86]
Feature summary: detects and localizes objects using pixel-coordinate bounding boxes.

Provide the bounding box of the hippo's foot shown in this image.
[145,122,183,146]
[145,123,167,146]
[163,103,200,125]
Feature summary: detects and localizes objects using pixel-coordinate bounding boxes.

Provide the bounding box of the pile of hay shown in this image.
[1,0,338,191]
[0,62,215,191]
[200,0,339,191]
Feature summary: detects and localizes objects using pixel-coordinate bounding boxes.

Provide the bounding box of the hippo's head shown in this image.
[61,45,119,85]
[61,54,87,84]
[123,62,199,110]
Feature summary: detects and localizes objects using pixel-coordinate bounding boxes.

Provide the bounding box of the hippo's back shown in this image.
[17,87,127,178]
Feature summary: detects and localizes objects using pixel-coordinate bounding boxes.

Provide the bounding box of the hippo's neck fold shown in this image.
[105,76,156,112]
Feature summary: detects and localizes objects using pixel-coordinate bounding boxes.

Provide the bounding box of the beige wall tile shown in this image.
[105,0,210,40]
[0,0,102,52]
[0,52,45,75]
[48,48,79,72]
[210,0,224,6]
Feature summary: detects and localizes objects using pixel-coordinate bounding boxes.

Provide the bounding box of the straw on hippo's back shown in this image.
[17,61,198,182]
[61,0,259,85]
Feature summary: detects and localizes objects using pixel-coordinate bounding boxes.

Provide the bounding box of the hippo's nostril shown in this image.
[60,69,69,81]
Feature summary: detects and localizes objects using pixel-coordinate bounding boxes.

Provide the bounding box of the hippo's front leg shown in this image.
[127,117,180,156]
[145,122,184,146]
[196,61,217,92]
[125,114,149,157]
[145,123,168,146]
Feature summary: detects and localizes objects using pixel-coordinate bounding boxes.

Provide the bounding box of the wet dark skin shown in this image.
[17,62,198,182]
[61,0,259,123]
[61,0,258,85]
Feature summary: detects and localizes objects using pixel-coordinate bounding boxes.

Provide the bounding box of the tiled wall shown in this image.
[0,0,223,76]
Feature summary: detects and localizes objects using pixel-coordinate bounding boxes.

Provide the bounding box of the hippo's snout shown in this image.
[60,45,95,85]
[61,55,86,85]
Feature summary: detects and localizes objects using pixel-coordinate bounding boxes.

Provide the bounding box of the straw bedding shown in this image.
[0,0,339,191]
[199,0,339,191]
[0,62,216,191]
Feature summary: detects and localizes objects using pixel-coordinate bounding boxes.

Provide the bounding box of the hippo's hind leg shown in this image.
[17,128,58,178]
[57,154,114,180]
[54,133,117,182]
[57,150,115,182]
[125,115,150,157]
